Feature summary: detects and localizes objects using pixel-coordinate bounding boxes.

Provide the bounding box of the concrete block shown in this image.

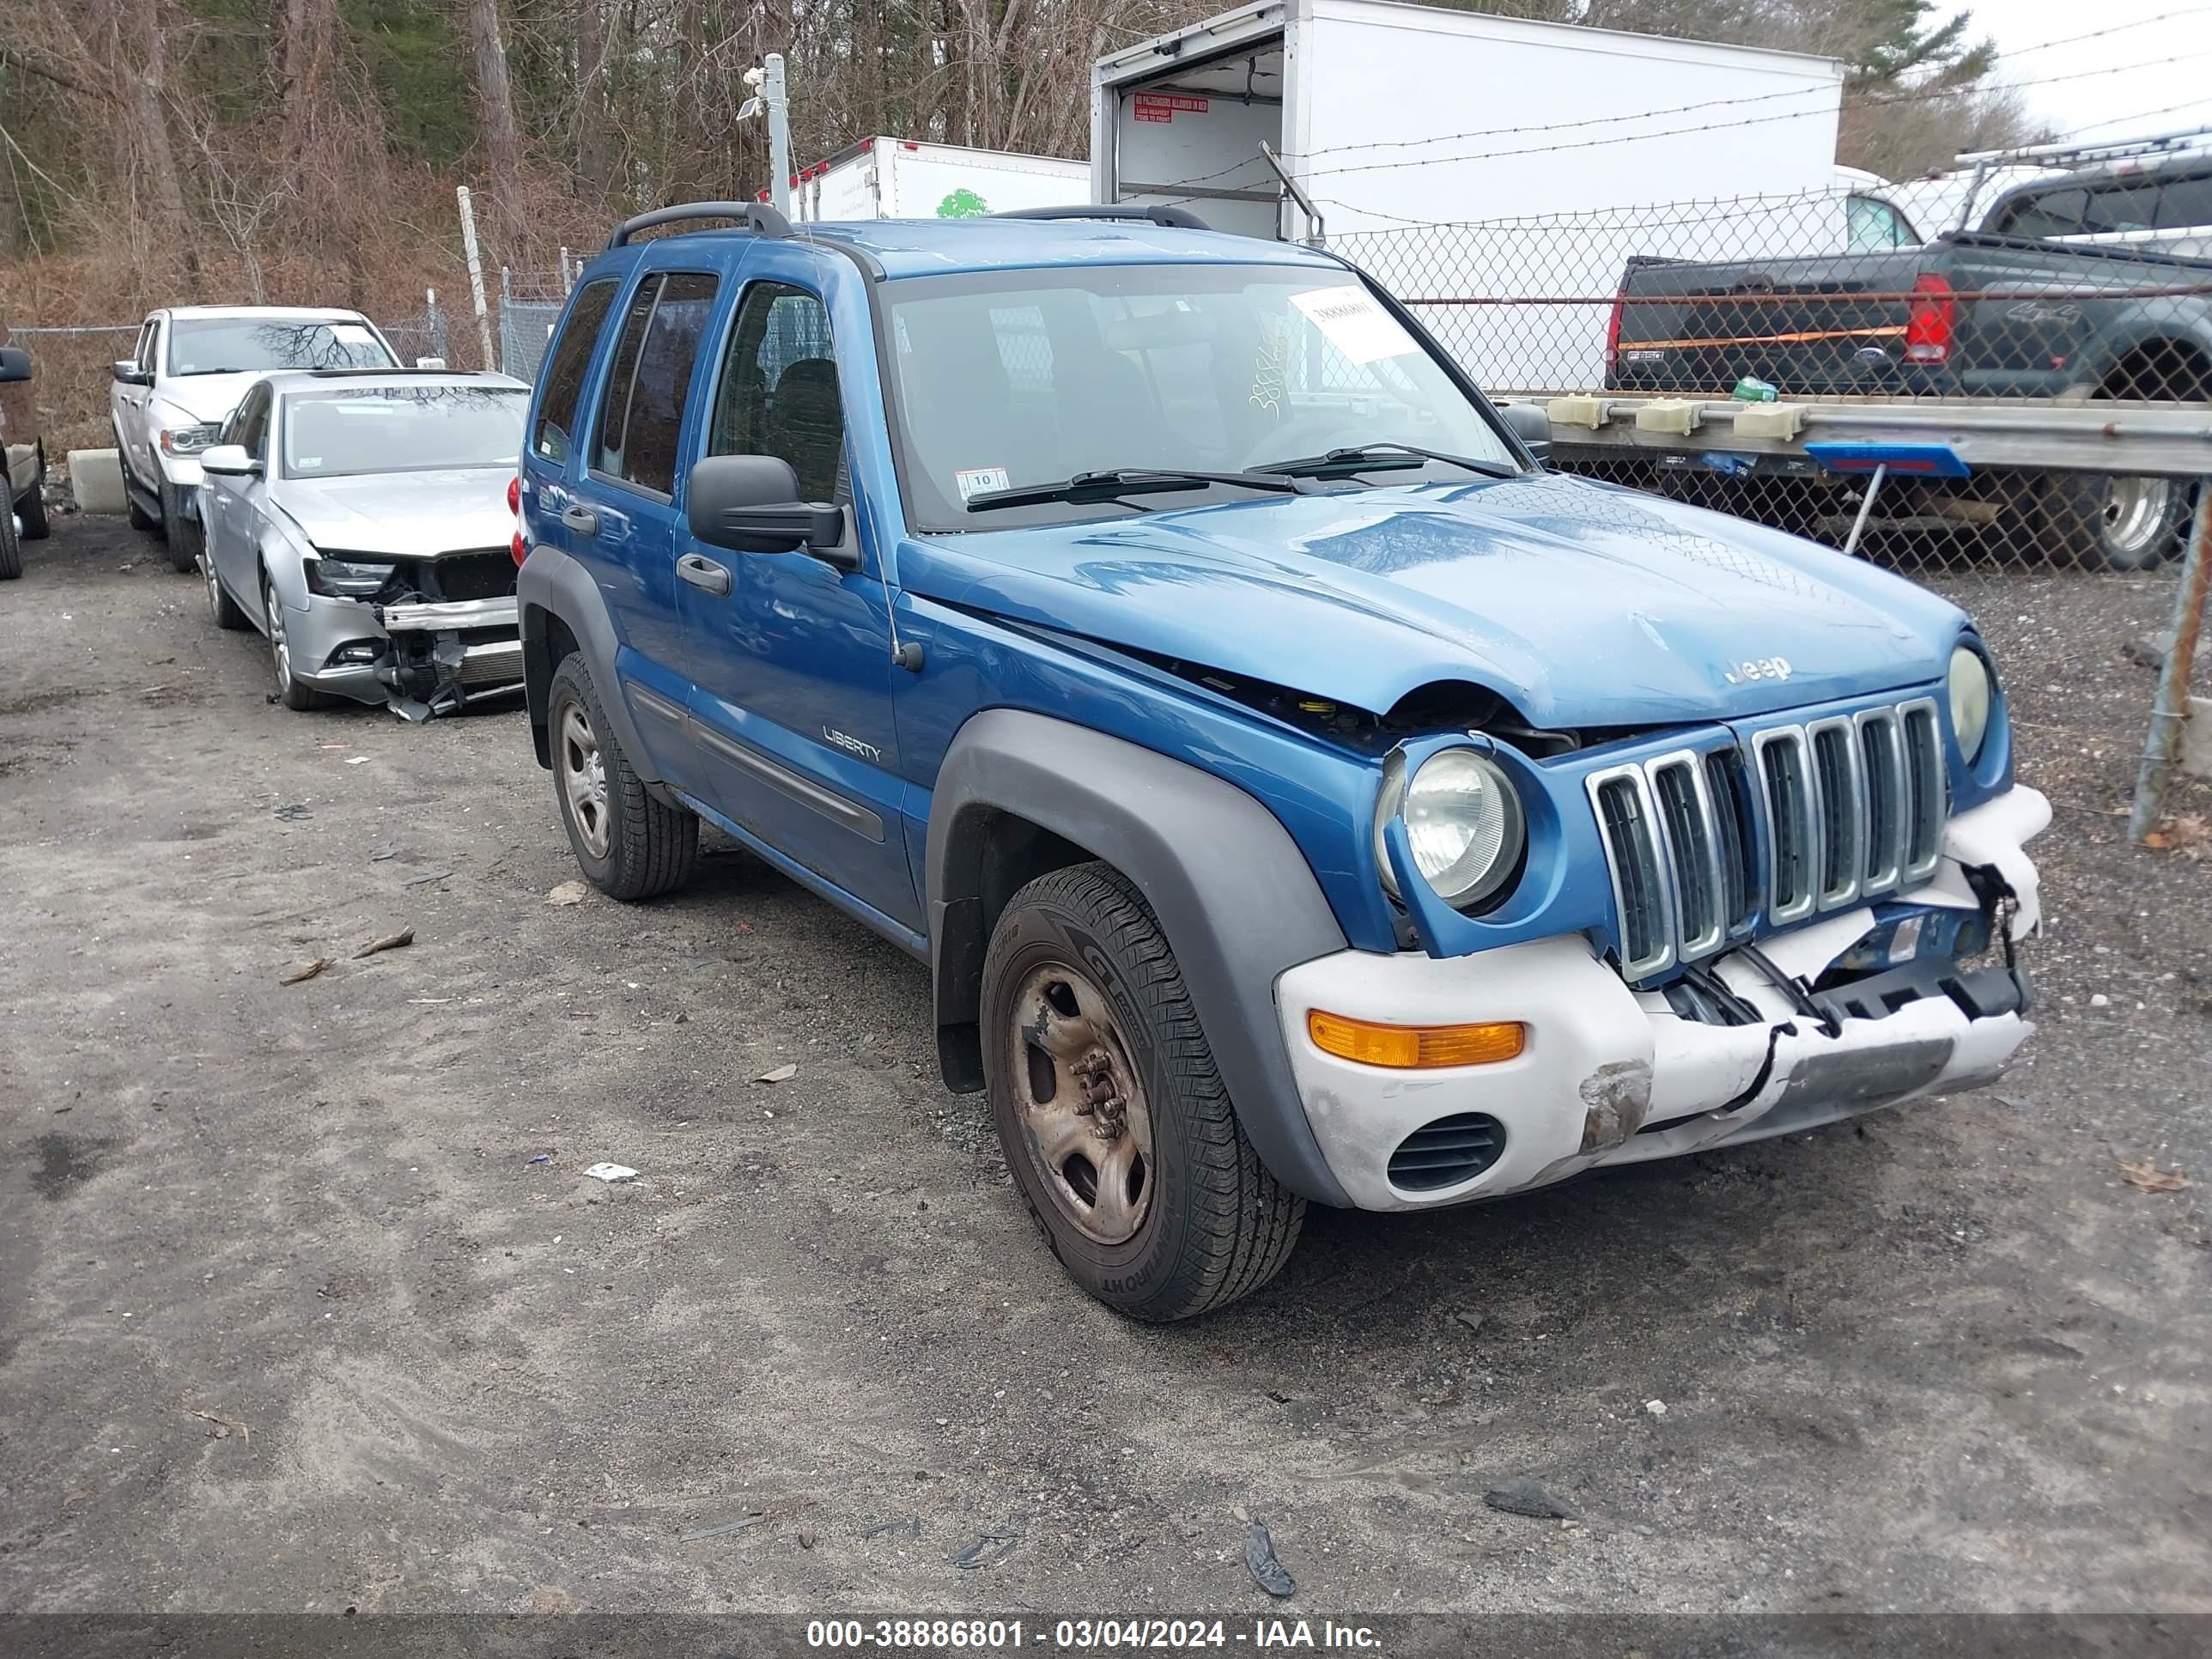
[1635,399,1703,436]
[1734,402,1804,441]
[70,448,128,514]
[2181,695,2212,782]
[1546,395,1607,429]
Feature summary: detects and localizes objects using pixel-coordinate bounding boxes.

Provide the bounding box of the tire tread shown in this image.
[549,653,697,902]
[989,861,1304,1321]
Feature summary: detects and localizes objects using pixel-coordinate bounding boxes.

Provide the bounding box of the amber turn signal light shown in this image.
[1306,1011,1526,1069]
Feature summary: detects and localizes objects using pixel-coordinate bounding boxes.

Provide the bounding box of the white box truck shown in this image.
[787,137,1090,222]
[1091,0,1849,389]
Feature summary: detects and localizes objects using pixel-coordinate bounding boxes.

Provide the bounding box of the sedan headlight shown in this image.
[159,422,222,457]
[1948,645,1992,762]
[305,556,397,598]
[1374,746,1527,911]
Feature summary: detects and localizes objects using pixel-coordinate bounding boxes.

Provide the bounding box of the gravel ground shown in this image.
[1,509,2208,1619]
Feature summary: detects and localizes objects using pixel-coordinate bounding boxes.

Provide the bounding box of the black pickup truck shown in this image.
[1605,155,2212,568]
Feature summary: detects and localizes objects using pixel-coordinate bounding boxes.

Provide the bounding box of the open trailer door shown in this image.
[1091,1,1291,240]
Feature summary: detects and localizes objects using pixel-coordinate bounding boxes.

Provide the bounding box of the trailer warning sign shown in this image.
[1133,93,1209,123]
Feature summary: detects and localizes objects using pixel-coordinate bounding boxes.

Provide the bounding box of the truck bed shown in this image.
[1605,233,2212,403]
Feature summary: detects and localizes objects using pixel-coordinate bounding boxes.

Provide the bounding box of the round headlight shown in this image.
[1374,747,1526,911]
[1948,645,1992,762]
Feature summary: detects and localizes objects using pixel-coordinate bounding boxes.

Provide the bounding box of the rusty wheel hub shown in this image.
[1008,963,1154,1246]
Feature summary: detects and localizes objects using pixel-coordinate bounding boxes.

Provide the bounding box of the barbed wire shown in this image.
[1141,27,2212,200]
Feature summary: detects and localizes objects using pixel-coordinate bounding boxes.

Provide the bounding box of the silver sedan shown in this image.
[197,370,531,717]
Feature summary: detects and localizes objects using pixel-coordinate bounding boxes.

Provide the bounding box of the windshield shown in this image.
[281,385,527,479]
[881,264,1517,531]
[167,317,396,377]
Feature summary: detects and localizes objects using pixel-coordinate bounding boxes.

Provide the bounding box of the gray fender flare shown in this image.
[517,543,658,783]
[926,708,1354,1207]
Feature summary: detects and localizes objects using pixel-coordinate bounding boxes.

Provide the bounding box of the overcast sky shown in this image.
[1971,0,2212,145]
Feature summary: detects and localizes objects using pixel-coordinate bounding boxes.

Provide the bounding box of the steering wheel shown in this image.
[1237,415,1364,473]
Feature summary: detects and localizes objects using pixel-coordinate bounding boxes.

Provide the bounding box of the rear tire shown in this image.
[18,457,50,540]
[2041,473,2190,572]
[160,479,203,573]
[205,551,248,630]
[981,861,1304,1322]
[547,653,697,901]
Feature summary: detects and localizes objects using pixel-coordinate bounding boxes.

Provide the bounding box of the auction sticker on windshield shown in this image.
[956,466,1012,501]
[1289,284,1417,366]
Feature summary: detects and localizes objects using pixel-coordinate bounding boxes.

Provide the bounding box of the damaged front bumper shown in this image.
[1275,785,2049,1212]
[372,595,524,720]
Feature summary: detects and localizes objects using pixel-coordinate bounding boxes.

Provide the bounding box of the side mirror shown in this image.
[688,453,849,564]
[111,360,153,386]
[200,444,260,477]
[1498,402,1552,465]
[0,345,32,385]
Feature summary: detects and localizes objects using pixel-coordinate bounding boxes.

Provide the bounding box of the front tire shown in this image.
[547,653,697,901]
[160,478,203,573]
[263,572,326,710]
[981,861,1304,1322]
[2042,473,2189,571]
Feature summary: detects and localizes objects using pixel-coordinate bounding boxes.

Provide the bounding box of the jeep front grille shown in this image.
[1588,696,1948,982]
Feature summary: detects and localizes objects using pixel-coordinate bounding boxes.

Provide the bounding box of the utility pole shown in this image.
[764,53,792,216]
[455,185,495,371]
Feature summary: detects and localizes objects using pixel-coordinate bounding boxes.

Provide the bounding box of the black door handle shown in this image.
[560,505,599,536]
[677,553,732,596]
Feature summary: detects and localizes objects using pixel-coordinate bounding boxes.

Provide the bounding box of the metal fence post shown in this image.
[2130,484,2212,842]
[499,264,513,375]
[456,185,495,371]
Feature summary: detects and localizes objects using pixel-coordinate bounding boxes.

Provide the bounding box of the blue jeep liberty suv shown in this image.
[517,202,2048,1322]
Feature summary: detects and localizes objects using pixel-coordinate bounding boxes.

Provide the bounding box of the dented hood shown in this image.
[896,475,1966,729]
[274,468,514,559]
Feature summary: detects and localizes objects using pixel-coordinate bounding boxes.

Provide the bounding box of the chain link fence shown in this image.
[1332,173,2212,830]
[1332,180,2211,578]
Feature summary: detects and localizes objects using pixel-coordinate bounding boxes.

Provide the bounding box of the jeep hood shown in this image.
[896,475,1966,730]
[274,469,514,558]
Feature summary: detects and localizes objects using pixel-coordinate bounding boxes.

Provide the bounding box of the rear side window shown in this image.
[532,277,618,465]
[594,272,720,495]
[2156,173,2212,230]
[1992,186,2084,239]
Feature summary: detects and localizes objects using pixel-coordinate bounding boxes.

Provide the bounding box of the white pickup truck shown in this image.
[109,306,398,571]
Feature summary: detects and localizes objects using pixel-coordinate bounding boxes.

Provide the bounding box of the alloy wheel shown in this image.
[557,701,611,860]
[265,584,293,695]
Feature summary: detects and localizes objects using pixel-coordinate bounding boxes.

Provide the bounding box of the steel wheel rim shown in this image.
[265,586,293,692]
[556,702,611,860]
[1006,962,1155,1247]
[2103,477,2172,559]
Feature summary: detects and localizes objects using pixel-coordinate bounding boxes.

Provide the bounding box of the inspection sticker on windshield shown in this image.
[1290,284,1417,365]
[955,466,1012,501]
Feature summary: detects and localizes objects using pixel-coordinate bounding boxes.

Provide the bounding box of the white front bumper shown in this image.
[1275,785,2049,1212]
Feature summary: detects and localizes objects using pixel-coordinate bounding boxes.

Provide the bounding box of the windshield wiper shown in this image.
[964,466,1312,514]
[176,367,257,376]
[1253,441,1520,481]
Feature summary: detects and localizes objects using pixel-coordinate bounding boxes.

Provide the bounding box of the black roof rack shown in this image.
[607,201,794,250]
[300,366,492,378]
[992,204,1212,233]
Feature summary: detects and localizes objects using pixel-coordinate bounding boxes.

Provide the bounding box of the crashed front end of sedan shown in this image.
[296,545,524,720]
